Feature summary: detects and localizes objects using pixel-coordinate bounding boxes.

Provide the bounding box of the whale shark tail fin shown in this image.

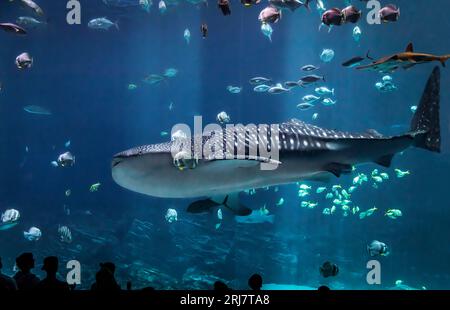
[410,66,441,153]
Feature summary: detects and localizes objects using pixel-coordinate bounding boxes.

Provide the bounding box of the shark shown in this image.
[356,43,450,73]
[112,67,441,215]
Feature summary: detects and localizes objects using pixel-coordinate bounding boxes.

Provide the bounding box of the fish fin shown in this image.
[323,163,353,178]
[187,199,220,213]
[266,215,275,224]
[405,42,413,53]
[440,55,450,67]
[410,66,441,153]
[304,0,311,11]
[222,193,252,216]
[366,50,374,61]
[403,63,416,70]
[374,154,394,168]
[115,21,120,30]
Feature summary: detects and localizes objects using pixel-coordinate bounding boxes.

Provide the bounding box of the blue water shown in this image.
[1,0,449,290]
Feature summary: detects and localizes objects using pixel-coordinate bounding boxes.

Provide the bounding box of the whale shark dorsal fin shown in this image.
[405,43,414,53]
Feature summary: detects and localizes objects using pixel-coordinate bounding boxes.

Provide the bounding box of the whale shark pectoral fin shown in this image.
[189,194,252,216]
[222,193,252,216]
[187,199,220,214]
[323,163,353,178]
[374,154,394,168]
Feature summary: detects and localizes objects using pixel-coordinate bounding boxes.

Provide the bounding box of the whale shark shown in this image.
[112,67,441,214]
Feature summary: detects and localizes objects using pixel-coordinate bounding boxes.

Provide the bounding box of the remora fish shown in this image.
[357,43,450,73]
[112,68,441,214]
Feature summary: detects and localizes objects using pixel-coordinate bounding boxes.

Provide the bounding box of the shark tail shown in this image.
[410,66,441,153]
[439,55,450,67]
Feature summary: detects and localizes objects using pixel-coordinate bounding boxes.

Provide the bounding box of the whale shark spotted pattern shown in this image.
[112,68,441,209]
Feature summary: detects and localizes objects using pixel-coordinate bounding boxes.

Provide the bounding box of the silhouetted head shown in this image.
[100,262,116,274]
[248,274,263,290]
[42,256,59,275]
[214,280,230,291]
[16,252,35,272]
[318,285,330,292]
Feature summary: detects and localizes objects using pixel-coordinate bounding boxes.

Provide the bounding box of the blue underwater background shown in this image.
[1,0,450,289]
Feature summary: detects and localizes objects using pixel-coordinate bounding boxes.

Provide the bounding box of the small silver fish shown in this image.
[297,102,315,110]
[268,83,290,94]
[253,84,271,92]
[249,77,272,85]
[301,64,319,71]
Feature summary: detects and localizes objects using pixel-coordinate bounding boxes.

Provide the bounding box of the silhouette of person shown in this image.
[318,285,330,292]
[91,262,121,291]
[248,274,263,291]
[213,280,231,292]
[0,257,17,291]
[13,252,40,291]
[36,256,70,291]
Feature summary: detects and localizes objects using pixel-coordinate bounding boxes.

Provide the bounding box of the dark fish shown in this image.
[300,74,325,83]
[218,0,231,15]
[342,51,373,68]
[342,5,361,23]
[0,23,27,35]
[320,262,339,278]
[284,81,300,88]
[321,8,344,26]
[201,23,208,38]
[379,4,400,22]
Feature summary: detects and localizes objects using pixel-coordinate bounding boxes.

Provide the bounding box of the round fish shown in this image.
[321,8,344,26]
[258,6,281,24]
[342,5,361,23]
[16,52,33,69]
[320,49,335,62]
